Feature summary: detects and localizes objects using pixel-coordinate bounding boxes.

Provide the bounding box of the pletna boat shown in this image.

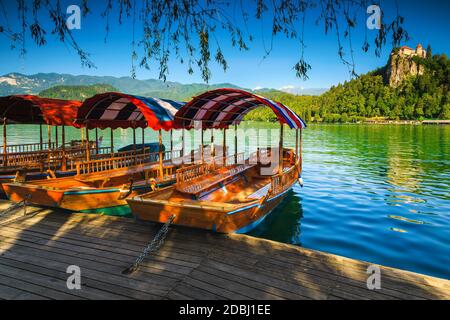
[126,88,307,233]
[3,92,187,210]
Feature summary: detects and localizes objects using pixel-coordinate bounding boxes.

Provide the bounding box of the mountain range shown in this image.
[0,72,327,100]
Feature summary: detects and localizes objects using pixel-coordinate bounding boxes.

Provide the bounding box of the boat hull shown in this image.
[128,187,291,233]
[3,180,172,211]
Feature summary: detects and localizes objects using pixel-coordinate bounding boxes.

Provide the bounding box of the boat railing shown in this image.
[74,147,160,175]
[269,164,298,196]
[0,141,60,154]
[176,163,211,184]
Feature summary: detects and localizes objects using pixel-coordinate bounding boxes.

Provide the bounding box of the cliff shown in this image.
[385,47,425,88]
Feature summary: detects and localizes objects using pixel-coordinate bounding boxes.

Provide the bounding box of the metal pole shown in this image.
[55,126,58,148]
[181,129,185,158]
[211,129,215,157]
[110,128,114,156]
[299,128,303,174]
[142,127,145,160]
[170,129,173,159]
[223,128,226,166]
[61,125,66,171]
[158,129,164,179]
[95,128,99,154]
[39,124,43,150]
[201,128,204,163]
[234,124,238,164]
[47,125,51,150]
[86,128,91,162]
[3,118,7,166]
[295,128,299,164]
[279,123,284,175]
[47,125,52,169]
[133,127,137,164]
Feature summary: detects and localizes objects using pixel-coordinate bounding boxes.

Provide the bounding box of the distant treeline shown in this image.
[247,52,450,123]
[37,52,449,123]
[39,84,117,101]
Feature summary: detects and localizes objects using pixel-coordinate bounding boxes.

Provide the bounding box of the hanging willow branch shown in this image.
[0,0,410,82]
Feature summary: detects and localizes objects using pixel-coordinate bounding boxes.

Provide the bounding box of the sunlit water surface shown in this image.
[3,124,449,279]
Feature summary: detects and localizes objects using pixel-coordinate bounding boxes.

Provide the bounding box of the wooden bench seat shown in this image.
[176,163,255,197]
[246,183,272,200]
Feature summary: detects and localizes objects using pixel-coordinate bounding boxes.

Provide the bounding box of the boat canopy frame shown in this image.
[174,88,307,130]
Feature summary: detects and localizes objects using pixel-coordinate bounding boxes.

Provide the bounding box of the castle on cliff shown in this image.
[398,44,426,58]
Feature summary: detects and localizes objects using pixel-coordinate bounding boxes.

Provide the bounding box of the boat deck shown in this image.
[0,201,448,300]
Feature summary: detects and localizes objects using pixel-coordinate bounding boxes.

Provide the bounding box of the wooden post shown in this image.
[158,129,164,179]
[95,128,99,154]
[2,118,7,166]
[278,123,284,175]
[234,124,238,164]
[110,128,114,156]
[61,125,66,171]
[223,128,226,166]
[39,124,43,150]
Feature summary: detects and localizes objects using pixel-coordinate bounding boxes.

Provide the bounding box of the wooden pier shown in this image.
[0,201,448,300]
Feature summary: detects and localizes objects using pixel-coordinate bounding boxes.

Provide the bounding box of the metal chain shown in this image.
[0,197,29,217]
[122,214,176,275]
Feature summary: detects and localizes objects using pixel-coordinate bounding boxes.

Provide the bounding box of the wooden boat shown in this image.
[126,88,307,233]
[3,92,189,211]
[3,150,180,211]
[127,148,301,233]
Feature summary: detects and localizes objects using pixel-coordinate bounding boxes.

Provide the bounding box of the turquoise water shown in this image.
[2,124,450,279]
[247,123,450,280]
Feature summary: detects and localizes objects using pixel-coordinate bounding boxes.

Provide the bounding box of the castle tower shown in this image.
[416,44,426,58]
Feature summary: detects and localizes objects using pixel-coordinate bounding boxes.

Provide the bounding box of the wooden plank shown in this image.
[0,283,47,300]
[0,241,174,297]
[0,257,130,300]
[0,209,449,301]
[0,228,195,280]
[7,212,450,300]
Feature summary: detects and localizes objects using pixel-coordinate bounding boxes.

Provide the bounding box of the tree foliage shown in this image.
[0,0,410,82]
[38,83,117,100]
[247,52,450,122]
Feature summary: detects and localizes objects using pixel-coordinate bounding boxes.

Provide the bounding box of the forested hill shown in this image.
[316,52,450,121]
[248,49,449,122]
[30,47,450,123]
[39,84,117,100]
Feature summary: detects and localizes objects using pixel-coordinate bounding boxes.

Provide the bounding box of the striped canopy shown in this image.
[0,95,82,126]
[174,88,307,129]
[75,92,185,130]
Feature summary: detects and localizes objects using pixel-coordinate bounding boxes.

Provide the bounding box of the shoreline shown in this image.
[246,120,450,125]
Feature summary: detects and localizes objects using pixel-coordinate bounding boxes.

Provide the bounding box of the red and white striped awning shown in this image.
[174,88,306,129]
[0,95,82,126]
[75,92,185,130]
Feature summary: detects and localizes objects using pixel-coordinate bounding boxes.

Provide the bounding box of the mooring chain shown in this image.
[122,214,176,275]
[0,195,30,217]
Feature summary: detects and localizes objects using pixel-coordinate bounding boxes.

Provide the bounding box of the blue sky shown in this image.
[0,0,449,90]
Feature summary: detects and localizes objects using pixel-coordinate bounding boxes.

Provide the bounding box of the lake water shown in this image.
[2,123,450,279]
